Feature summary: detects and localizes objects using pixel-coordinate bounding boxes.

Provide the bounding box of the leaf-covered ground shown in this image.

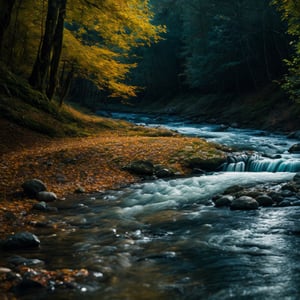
[0,118,226,236]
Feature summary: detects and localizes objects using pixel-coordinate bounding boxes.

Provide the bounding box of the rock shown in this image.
[32,201,48,211]
[223,185,244,195]
[268,191,284,204]
[8,256,44,267]
[2,232,40,250]
[187,157,227,172]
[154,165,174,178]
[293,173,300,183]
[281,183,299,193]
[281,189,294,197]
[256,194,274,207]
[214,195,234,207]
[75,186,85,194]
[21,179,47,198]
[37,191,57,202]
[278,200,291,207]
[0,267,12,273]
[288,143,300,153]
[230,196,259,210]
[123,160,154,175]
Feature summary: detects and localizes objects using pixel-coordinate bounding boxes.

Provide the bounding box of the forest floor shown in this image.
[0,117,226,239]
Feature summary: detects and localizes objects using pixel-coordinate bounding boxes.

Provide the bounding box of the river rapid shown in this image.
[3,113,300,299]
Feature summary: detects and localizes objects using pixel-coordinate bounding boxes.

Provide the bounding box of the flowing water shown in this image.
[2,113,300,299]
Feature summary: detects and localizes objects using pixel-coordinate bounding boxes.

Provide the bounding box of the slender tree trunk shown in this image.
[9,0,22,67]
[29,0,60,92]
[59,65,74,106]
[0,0,16,55]
[47,0,67,100]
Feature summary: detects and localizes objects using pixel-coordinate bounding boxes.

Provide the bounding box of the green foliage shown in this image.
[271,0,300,103]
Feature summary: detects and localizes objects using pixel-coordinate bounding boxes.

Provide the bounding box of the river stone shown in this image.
[230,196,259,210]
[22,179,47,198]
[154,165,174,178]
[32,201,48,211]
[293,173,300,183]
[37,191,57,202]
[288,143,300,153]
[123,160,154,175]
[187,157,226,172]
[214,195,234,207]
[2,232,40,250]
[256,194,274,207]
[8,255,45,267]
[223,185,244,195]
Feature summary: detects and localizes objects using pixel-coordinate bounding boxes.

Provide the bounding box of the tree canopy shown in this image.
[0,0,165,102]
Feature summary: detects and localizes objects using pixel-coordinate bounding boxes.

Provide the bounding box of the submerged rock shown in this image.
[230,196,259,210]
[2,232,40,250]
[21,179,47,198]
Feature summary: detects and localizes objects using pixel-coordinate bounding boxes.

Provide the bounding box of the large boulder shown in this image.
[288,143,300,153]
[2,232,40,250]
[123,160,154,175]
[21,179,47,197]
[230,196,259,210]
[187,157,226,172]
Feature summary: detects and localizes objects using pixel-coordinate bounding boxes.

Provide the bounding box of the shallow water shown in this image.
[3,172,299,300]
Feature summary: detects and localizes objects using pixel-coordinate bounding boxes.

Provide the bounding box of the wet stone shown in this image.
[2,232,40,250]
[8,256,45,267]
[21,179,47,198]
[223,185,244,195]
[123,160,154,175]
[256,194,274,207]
[294,173,300,183]
[37,191,57,202]
[277,200,292,207]
[214,195,234,207]
[230,196,259,210]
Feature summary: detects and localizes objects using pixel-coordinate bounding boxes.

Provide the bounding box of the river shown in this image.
[2,113,300,299]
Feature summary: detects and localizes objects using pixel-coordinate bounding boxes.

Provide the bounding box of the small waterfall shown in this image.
[223,153,300,172]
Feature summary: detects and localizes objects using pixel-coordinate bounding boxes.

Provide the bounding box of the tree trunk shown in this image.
[47,0,66,100]
[59,65,74,106]
[29,0,60,92]
[0,0,16,55]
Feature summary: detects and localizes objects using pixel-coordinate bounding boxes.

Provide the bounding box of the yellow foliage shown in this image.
[5,0,166,98]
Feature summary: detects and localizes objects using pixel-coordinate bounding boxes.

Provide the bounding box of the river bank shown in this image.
[95,84,300,133]
[0,117,227,238]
